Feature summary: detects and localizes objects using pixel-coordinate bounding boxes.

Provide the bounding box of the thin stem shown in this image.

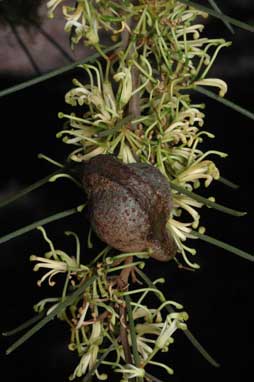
[180,0,254,32]
[119,303,133,364]
[0,170,60,209]
[129,64,141,129]
[125,295,140,366]
[123,17,141,130]
[207,0,234,34]
[6,275,97,355]
[171,182,246,216]
[0,205,84,245]
[135,268,220,368]
[194,86,254,121]
[191,230,254,262]
[0,43,121,98]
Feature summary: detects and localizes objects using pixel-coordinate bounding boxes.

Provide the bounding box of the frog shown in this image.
[82,154,177,261]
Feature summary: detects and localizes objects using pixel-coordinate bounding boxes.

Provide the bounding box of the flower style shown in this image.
[30,227,88,286]
[47,0,64,18]
[69,322,102,380]
[115,364,145,380]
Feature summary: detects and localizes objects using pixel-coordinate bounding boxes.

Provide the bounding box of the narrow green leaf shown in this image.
[180,0,254,32]
[194,86,254,121]
[6,275,97,355]
[125,295,141,367]
[171,182,246,216]
[182,330,220,368]
[191,230,254,262]
[0,205,83,245]
[135,269,220,368]
[218,176,239,189]
[93,114,135,138]
[207,0,234,34]
[3,312,45,337]
[0,170,59,209]
[0,43,121,98]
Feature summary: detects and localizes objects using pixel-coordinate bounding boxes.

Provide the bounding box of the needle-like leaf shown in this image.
[93,114,135,138]
[218,176,239,189]
[191,230,254,262]
[5,275,97,355]
[0,170,60,209]
[135,269,220,368]
[180,0,254,32]
[171,183,246,216]
[3,312,45,337]
[125,295,141,367]
[0,43,121,98]
[207,0,234,34]
[194,86,254,121]
[0,205,84,245]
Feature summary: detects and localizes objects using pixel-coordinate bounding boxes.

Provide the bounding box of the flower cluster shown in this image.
[54,1,230,268]
[31,229,188,380]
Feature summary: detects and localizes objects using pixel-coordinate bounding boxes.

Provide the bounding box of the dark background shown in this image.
[0,1,253,381]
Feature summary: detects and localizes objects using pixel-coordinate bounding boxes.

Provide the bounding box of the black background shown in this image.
[0,2,253,381]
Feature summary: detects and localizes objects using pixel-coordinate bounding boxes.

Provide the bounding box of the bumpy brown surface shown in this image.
[82,155,176,261]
